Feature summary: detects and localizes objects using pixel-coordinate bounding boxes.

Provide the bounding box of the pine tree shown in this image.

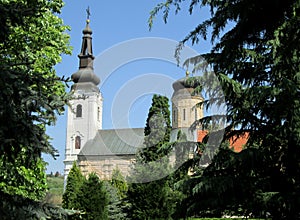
[77,173,108,220]
[104,181,128,220]
[150,0,300,218]
[62,162,84,209]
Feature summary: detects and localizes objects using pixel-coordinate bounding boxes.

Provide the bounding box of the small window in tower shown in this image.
[173,110,176,122]
[75,136,81,149]
[183,109,186,121]
[76,104,82,118]
[97,107,100,121]
[195,108,198,121]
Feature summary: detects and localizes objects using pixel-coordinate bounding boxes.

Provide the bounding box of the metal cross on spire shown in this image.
[86,6,91,21]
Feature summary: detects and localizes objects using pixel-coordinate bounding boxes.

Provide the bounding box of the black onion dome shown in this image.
[71,17,100,91]
[71,68,100,85]
[172,78,192,91]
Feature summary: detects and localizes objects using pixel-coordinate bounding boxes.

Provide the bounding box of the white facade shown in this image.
[63,19,102,186]
[64,90,103,183]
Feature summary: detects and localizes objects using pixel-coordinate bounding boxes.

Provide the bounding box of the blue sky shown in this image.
[44,0,213,174]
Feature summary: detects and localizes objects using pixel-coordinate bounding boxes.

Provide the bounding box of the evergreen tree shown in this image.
[77,173,108,220]
[127,95,177,219]
[62,162,84,209]
[104,181,128,220]
[139,94,171,162]
[111,167,128,200]
[150,0,300,218]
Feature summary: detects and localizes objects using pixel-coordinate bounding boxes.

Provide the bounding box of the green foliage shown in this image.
[44,176,64,205]
[127,177,177,220]
[0,150,47,200]
[170,130,195,219]
[151,0,300,219]
[77,173,108,220]
[63,167,110,219]
[111,167,128,200]
[104,181,128,220]
[0,0,71,160]
[0,190,80,220]
[0,0,71,203]
[127,94,179,219]
[46,176,64,196]
[0,0,73,217]
[62,162,84,209]
[139,94,172,162]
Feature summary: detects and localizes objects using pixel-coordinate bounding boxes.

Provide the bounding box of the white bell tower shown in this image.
[64,17,102,185]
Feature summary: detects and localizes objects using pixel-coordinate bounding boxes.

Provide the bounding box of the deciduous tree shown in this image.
[0,0,71,200]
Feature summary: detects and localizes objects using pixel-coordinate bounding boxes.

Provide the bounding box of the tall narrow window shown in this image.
[173,110,176,122]
[75,136,81,149]
[76,104,82,117]
[195,108,198,121]
[97,107,100,121]
[183,109,186,121]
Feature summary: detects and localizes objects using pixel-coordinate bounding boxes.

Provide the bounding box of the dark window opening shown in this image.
[173,110,176,122]
[75,136,81,149]
[76,104,82,118]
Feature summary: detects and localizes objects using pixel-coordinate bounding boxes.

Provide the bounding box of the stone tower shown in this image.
[64,18,103,184]
[171,77,203,138]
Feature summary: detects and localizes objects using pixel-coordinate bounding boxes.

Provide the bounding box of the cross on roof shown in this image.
[86,6,91,20]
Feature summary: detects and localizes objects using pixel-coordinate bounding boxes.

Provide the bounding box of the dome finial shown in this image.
[185,70,190,78]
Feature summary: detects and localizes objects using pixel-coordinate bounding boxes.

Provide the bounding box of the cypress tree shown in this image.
[127,95,177,219]
[62,162,84,209]
[139,94,171,162]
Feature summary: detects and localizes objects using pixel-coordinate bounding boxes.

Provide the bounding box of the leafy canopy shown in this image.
[0,0,71,200]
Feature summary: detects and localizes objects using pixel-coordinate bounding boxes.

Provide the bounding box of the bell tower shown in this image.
[171,77,203,140]
[64,14,103,184]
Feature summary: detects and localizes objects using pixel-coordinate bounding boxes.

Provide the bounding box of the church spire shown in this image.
[78,6,94,69]
[71,7,100,92]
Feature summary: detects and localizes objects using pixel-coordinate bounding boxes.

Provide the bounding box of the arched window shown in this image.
[75,136,81,149]
[183,109,186,121]
[76,104,82,117]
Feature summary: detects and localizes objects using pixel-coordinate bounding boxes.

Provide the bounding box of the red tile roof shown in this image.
[197,130,249,152]
[197,130,209,142]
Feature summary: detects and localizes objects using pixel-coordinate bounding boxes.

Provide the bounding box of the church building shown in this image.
[63,18,247,184]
